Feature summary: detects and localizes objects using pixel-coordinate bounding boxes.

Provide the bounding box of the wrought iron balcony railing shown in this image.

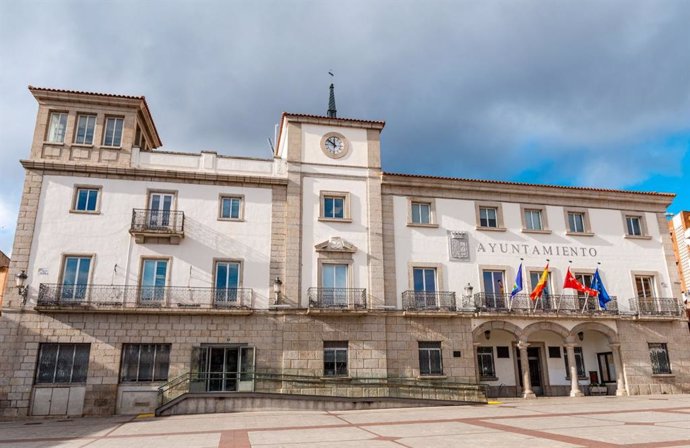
[130,209,184,234]
[307,287,367,309]
[37,284,253,309]
[628,297,683,317]
[402,290,456,311]
[474,292,618,314]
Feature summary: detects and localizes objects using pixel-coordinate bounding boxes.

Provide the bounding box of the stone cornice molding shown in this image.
[20,160,288,187]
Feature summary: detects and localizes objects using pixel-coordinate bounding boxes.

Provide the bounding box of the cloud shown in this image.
[0,0,689,249]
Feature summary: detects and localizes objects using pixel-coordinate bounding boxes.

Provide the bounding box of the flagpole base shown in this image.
[570,390,584,398]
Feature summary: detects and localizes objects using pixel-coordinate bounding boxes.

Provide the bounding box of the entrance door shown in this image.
[195,346,255,393]
[516,346,544,396]
[321,263,348,306]
[149,193,174,228]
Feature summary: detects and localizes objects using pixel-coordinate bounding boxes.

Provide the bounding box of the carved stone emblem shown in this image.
[449,231,470,261]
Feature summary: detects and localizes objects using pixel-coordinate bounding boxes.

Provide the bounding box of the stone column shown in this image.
[610,343,627,396]
[565,343,583,397]
[518,341,535,399]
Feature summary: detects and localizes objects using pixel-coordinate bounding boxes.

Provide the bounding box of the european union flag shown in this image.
[592,268,611,309]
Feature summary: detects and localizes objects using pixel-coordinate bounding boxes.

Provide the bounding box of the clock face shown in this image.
[320,133,349,159]
[325,136,344,155]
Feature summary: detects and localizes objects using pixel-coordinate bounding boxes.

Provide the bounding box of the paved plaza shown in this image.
[2,395,690,447]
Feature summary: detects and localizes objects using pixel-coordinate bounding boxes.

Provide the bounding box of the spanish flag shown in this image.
[529,263,549,300]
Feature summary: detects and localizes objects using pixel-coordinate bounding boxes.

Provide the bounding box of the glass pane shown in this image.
[142,261,155,288]
[76,258,90,285]
[222,198,231,218]
[63,258,78,286]
[72,345,90,382]
[113,119,123,146]
[86,190,98,211]
[231,199,240,218]
[240,347,254,381]
[76,116,86,143]
[76,190,88,210]
[419,349,430,374]
[334,265,347,288]
[55,345,75,383]
[430,350,442,374]
[37,344,58,383]
[324,198,334,218]
[154,345,171,381]
[322,265,335,289]
[138,345,154,381]
[216,264,228,289]
[413,269,425,292]
[104,118,114,145]
[122,344,140,382]
[333,198,344,218]
[155,261,167,287]
[228,263,239,288]
[424,269,436,292]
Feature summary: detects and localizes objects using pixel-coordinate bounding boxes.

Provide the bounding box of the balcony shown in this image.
[130,209,185,244]
[629,297,683,317]
[307,287,367,312]
[402,290,456,311]
[37,284,253,313]
[474,293,619,315]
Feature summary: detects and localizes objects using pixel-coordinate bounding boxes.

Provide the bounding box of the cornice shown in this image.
[21,160,288,187]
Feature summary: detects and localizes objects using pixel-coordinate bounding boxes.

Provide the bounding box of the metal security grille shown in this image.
[648,343,671,374]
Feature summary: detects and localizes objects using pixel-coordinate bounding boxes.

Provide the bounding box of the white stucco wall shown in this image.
[301,175,370,303]
[300,124,370,167]
[27,175,274,308]
[393,196,673,310]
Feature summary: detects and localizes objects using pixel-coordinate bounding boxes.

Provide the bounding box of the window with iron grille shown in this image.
[477,347,495,379]
[120,344,171,382]
[418,341,443,375]
[36,343,90,384]
[323,341,348,377]
[648,343,671,374]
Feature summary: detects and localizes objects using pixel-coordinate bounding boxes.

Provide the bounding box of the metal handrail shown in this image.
[307,287,367,309]
[157,370,487,408]
[131,208,184,234]
[628,297,682,316]
[37,284,253,309]
[402,290,456,311]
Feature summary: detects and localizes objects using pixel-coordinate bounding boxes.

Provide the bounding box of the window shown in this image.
[36,343,90,384]
[567,212,586,233]
[477,347,496,379]
[320,263,349,306]
[648,343,671,374]
[524,209,543,231]
[74,114,96,145]
[72,187,100,212]
[418,341,443,376]
[413,267,436,293]
[479,207,498,228]
[635,275,655,299]
[61,256,92,301]
[548,347,561,358]
[219,196,243,220]
[103,117,124,147]
[46,112,68,143]
[482,270,506,308]
[496,346,510,358]
[625,215,643,236]
[323,195,345,219]
[574,273,594,303]
[411,201,431,224]
[320,191,350,221]
[140,259,168,302]
[215,261,241,303]
[564,346,586,379]
[597,352,616,383]
[120,344,171,382]
[323,341,348,377]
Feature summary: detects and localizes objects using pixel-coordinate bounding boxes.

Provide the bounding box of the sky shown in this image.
[1,0,689,255]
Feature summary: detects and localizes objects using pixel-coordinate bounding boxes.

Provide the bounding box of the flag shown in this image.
[529,263,549,300]
[591,268,611,309]
[563,267,599,296]
[510,263,523,299]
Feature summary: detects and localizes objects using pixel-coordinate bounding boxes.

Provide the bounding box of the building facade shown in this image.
[1,86,688,418]
[669,211,690,295]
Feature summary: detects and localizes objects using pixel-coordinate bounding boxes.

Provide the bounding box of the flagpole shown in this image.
[510,258,523,312]
[595,261,602,311]
[534,259,549,313]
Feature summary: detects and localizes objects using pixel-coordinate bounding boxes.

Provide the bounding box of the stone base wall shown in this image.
[617,320,690,395]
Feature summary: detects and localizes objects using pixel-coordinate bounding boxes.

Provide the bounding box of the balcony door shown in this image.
[215,261,240,304]
[140,259,168,303]
[61,256,91,301]
[413,267,437,308]
[321,263,348,306]
[149,193,174,228]
[482,270,505,308]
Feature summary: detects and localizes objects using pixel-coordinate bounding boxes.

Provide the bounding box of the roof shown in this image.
[0,250,9,268]
[383,172,676,198]
[28,86,162,148]
[282,112,385,128]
